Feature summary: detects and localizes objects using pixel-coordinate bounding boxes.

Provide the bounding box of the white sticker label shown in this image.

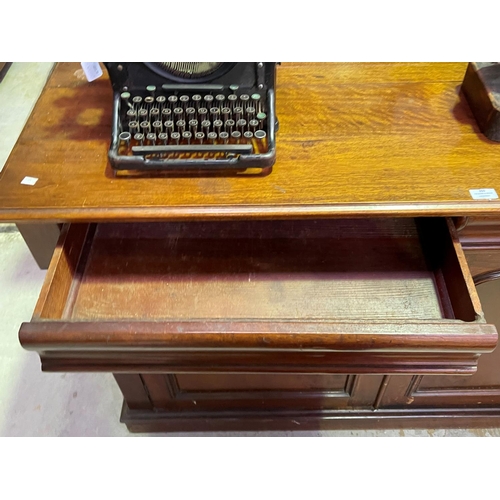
[21,176,38,186]
[80,62,103,82]
[469,188,499,200]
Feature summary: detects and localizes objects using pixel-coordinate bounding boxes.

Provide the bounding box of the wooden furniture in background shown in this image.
[2,63,500,431]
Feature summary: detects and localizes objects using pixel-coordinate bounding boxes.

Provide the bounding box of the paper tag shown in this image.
[80,62,103,82]
[469,188,499,200]
[21,176,38,186]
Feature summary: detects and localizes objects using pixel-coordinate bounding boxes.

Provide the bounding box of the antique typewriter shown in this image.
[104,62,277,172]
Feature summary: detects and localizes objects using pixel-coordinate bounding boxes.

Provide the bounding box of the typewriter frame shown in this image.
[104,62,278,172]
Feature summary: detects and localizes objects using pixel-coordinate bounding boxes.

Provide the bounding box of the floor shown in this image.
[1,63,500,437]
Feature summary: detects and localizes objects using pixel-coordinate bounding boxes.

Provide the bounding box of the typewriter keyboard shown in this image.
[117,86,269,160]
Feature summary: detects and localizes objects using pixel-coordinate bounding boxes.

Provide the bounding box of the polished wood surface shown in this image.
[2,62,500,222]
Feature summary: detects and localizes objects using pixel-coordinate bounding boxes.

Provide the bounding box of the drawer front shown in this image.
[20,218,497,375]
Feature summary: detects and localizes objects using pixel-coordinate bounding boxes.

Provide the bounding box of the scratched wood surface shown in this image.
[1,62,500,222]
[68,219,444,321]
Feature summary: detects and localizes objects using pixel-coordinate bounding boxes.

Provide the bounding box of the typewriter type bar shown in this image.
[104,62,278,172]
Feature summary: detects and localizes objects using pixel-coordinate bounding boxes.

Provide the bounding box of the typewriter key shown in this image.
[240,94,250,107]
[119,131,131,145]
[249,119,259,131]
[213,120,223,133]
[146,85,156,96]
[176,120,186,133]
[243,131,253,140]
[189,119,199,133]
[153,120,162,133]
[146,132,157,145]
[134,133,144,145]
[231,130,241,143]
[201,120,211,134]
[182,131,192,144]
[144,96,154,105]
[140,121,151,133]
[120,92,132,109]
[215,94,225,103]
[158,132,168,144]
[219,131,229,144]
[186,107,196,118]
[225,119,235,133]
[198,108,208,118]
[255,130,266,139]
[208,132,217,144]
[170,132,180,144]
[156,96,166,105]
[233,107,243,120]
[195,132,205,143]
[192,94,202,108]
[129,121,139,133]
[227,94,237,108]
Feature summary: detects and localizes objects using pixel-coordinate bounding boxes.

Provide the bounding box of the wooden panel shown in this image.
[463,248,500,279]
[135,373,385,412]
[3,62,500,222]
[113,374,152,410]
[458,216,500,277]
[176,373,348,392]
[16,223,61,269]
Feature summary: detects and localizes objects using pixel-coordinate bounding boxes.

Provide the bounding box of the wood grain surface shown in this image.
[1,62,500,222]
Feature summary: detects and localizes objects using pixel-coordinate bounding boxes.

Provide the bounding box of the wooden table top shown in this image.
[1,62,500,222]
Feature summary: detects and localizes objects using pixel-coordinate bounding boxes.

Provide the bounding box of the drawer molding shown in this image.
[20,320,496,375]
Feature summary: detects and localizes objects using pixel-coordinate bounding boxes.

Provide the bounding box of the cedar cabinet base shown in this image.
[120,403,500,433]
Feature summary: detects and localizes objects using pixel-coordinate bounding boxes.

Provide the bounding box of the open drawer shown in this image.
[20,218,497,375]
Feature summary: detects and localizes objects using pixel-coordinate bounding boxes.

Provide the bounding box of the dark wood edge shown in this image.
[32,224,91,320]
[120,403,500,432]
[3,203,500,223]
[23,350,486,375]
[19,320,497,352]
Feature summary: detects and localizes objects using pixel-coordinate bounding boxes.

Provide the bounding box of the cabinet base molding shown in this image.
[120,403,500,433]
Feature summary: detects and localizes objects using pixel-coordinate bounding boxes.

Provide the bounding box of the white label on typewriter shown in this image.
[21,176,38,186]
[469,188,499,200]
[80,62,103,82]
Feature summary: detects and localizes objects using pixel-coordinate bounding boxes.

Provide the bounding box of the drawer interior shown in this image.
[36,218,477,323]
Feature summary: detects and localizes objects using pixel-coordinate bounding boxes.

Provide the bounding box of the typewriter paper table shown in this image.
[2,63,500,432]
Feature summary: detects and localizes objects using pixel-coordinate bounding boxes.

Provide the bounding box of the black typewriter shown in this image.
[104,62,278,172]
